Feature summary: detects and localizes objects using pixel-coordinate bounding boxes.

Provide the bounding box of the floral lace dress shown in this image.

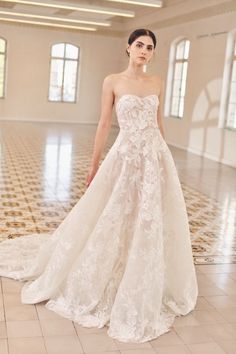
[0,94,198,343]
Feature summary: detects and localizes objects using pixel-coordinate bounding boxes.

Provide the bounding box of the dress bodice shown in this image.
[115,94,160,132]
[0,93,198,344]
[112,94,166,167]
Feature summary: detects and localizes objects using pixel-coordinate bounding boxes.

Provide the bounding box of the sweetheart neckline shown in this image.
[115,94,159,107]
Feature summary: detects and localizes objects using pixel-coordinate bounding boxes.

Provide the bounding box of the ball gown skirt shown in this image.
[0,94,198,343]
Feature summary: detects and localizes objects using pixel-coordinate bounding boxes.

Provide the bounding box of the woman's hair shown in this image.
[126,28,157,56]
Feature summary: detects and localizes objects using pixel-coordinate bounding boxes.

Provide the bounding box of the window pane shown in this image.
[49,59,64,101]
[174,62,183,80]
[231,61,236,81]
[65,44,79,59]
[180,62,188,97]
[173,79,181,98]
[0,54,5,80]
[51,43,65,58]
[0,38,5,53]
[172,56,188,118]
[171,97,179,116]
[179,98,184,117]
[49,43,79,103]
[50,59,64,86]
[229,82,236,103]
[227,103,236,128]
[176,40,185,59]
[0,54,5,97]
[49,87,62,101]
[184,40,190,59]
[63,60,77,102]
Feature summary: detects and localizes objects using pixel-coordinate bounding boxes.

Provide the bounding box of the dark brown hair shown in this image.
[126,28,157,56]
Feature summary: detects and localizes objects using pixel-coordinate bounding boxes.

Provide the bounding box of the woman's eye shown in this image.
[136,43,142,47]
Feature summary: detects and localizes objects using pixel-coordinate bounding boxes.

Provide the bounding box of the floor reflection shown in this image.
[0,121,235,265]
[219,197,236,254]
[44,135,72,201]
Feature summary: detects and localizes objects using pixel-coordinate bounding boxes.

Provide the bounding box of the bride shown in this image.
[0,28,198,343]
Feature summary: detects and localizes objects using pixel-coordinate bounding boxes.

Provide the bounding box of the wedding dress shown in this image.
[0,94,198,343]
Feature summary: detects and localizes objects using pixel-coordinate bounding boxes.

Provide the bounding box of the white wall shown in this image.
[1,10,236,168]
[0,23,122,124]
[146,12,236,167]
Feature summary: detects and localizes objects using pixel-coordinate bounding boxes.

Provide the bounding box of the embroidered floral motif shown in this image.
[0,94,198,343]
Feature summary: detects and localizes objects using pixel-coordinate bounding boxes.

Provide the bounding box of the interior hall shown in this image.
[0,1,236,354]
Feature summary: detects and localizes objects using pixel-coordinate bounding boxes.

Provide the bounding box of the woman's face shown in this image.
[127,35,155,65]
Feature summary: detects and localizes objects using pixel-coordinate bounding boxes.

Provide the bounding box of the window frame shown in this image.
[0,36,7,99]
[170,38,190,119]
[48,42,80,104]
[225,37,236,131]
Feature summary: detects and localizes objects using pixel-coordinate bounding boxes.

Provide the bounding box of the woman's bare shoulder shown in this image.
[103,73,126,95]
[150,74,164,83]
[104,72,123,82]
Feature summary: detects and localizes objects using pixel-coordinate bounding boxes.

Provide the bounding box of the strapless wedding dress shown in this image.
[0,94,198,343]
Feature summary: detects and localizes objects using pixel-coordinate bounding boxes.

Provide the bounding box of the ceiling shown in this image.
[0,0,235,37]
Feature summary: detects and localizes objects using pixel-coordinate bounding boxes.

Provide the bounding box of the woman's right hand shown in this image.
[86,166,98,188]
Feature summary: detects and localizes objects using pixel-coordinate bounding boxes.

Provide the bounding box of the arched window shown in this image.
[48,43,80,103]
[0,37,7,98]
[171,39,190,118]
[226,38,236,129]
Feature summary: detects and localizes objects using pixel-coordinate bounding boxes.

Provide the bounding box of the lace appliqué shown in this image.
[0,94,198,343]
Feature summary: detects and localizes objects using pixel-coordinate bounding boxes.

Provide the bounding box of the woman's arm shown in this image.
[86,75,114,187]
[157,78,166,140]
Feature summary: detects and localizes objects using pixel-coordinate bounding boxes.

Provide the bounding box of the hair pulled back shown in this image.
[126,28,156,57]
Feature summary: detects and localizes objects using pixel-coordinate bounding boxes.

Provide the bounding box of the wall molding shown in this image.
[0,116,234,167]
[166,139,236,168]
[0,117,119,127]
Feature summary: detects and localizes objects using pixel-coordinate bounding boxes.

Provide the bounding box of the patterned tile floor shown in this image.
[0,121,235,265]
[1,121,236,354]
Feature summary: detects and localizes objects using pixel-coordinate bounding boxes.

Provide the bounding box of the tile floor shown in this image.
[0,122,235,265]
[1,265,236,354]
[0,121,236,354]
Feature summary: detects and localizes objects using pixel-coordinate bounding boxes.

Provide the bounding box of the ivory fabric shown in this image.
[0,94,198,343]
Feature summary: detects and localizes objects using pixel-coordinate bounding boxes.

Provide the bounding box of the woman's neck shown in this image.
[123,64,146,80]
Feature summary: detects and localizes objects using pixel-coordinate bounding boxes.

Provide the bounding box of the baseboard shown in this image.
[218,157,236,168]
[0,118,234,168]
[0,117,119,127]
[166,140,236,168]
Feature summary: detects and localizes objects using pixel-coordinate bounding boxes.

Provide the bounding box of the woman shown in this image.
[86,29,165,188]
[0,29,198,343]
